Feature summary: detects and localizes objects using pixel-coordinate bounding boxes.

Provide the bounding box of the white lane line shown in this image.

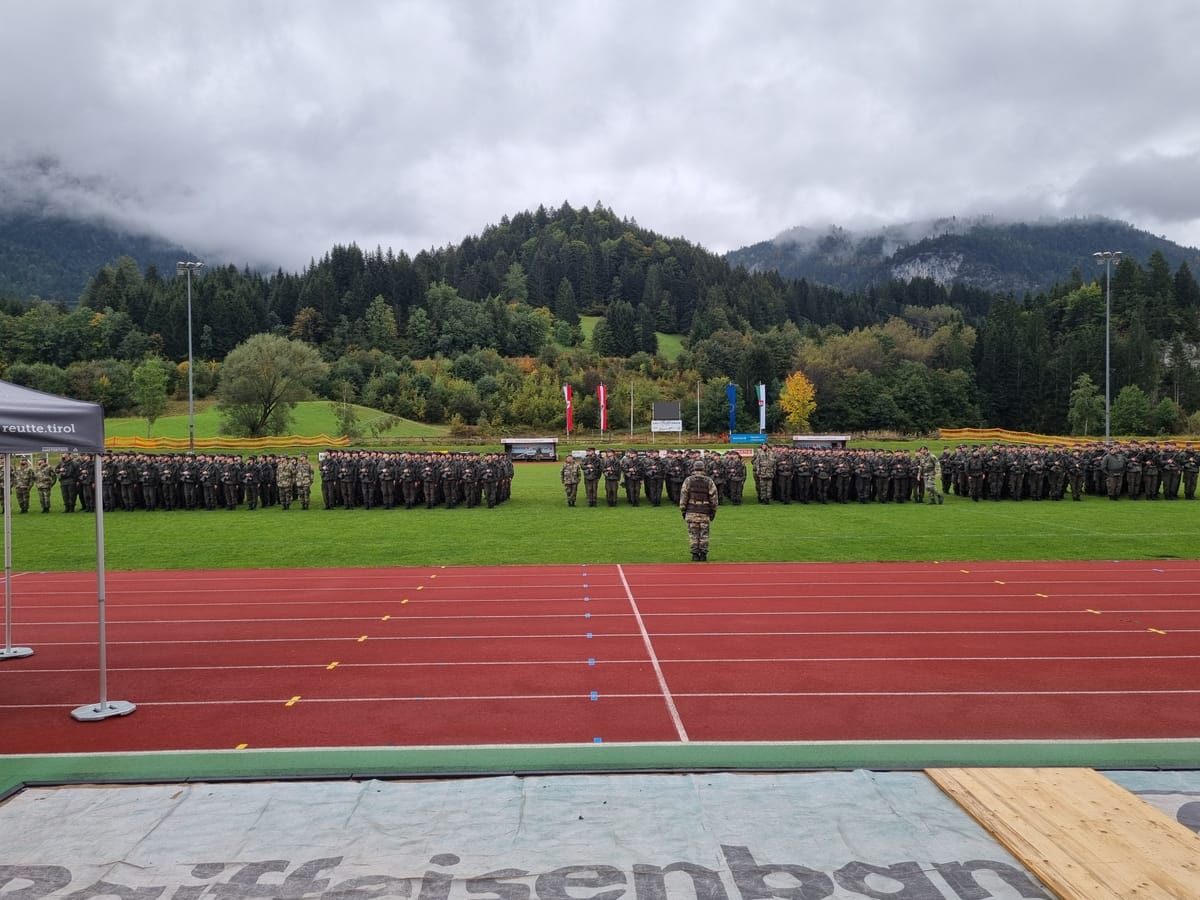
[618,563,688,742]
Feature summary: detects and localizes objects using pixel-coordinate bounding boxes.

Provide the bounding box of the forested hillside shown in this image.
[1,202,1198,438]
[727,217,1200,296]
[0,210,190,301]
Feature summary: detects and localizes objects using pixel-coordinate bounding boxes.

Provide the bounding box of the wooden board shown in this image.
[927,767,1200,899]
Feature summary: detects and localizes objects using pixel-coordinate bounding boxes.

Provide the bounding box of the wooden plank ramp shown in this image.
[927,768,1200,899]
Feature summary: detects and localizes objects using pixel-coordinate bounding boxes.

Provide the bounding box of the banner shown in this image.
[597,383,608,433]
[757,383,767,433]
[562,384,573,434]
[726,384,737,432]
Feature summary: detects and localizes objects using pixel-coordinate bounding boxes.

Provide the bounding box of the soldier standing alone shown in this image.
[678,460,719,562]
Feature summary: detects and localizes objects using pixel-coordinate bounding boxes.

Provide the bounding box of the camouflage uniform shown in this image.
[678,461,719,562]
[560,455,581,507]
[13,458,35,513]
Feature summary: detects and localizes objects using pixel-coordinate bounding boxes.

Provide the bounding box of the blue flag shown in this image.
[726,383,737,432]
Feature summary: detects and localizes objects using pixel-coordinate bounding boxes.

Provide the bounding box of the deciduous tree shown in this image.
[780,369,817,431]
[216,334,328,437]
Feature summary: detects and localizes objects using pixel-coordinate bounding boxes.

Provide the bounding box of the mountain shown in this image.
[0,210,194,303]
[724,216,1200,295]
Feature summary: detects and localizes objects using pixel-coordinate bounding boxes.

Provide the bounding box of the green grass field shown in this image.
[6,459,1196,572]
[105,401,449,441]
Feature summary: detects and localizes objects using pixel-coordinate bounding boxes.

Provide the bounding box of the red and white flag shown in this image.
[563,384,573,434]
[597,383,608,432]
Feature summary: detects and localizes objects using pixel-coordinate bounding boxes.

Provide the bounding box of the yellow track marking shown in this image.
[285,696,301,707]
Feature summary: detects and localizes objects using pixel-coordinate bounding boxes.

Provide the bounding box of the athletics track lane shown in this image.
[0,560,1197,753]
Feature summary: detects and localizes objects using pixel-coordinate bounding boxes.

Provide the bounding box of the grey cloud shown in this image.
[3,0,1200,270]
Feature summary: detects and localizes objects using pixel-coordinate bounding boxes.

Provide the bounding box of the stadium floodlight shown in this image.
[1092,250,1122,445]
[176,261,205,453]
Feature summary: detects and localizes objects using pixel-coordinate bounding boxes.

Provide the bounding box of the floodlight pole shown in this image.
[1093,250,1122,445]
[177,261,204,453]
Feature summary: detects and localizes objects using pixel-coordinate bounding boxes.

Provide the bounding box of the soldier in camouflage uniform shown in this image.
[34,458,56,513]
[751,444,774,504]
[724,450,746,505]
[679,460,719,562]
[560,452,581,507]
[13,457,35,513]
[277,456,297,510]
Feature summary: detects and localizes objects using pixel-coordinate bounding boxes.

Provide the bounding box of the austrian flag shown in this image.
[597,383,608,432]
[563,384,573,434]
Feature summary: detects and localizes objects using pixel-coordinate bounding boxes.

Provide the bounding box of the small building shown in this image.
[792,434,850,449]
[501,437,559,461]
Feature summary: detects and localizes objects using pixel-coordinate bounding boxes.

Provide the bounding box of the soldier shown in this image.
[1102,443,1127,499]
[1160,442,1182,500]
[399,453,421,510]
[139,453,161,511]
[1183,447,1198,500]
[852,451,873,503]
[78,454,96,512]
[319,453,337,509]
[773,449,794,504]
[115,454,138,512]
[832,450,852,503]
[56,452,80,512]
[480,453,500,508]
[179,455,200,510]
[34,457,56,513]
[1066,447,1086,501]
[336,453,357,509]
[917,447,943,505]
[13,457,34,513]
[242,456,261,510]
[643,450,666,507]
[601,449,622,507]
[791,450,811,504]
[1141,444,1161,499]
[157,454,178,511]
[420,453,440,509]
[580,448,602,507]
[560,452,581,507]
[294,454,314,510]
[723,450,746,505]
[620,450,642,506]
[812,452,831,504]
[460,453,481,508]
[277,456,297,510]
[1124,446,1142,499]
[665,449,687,504]
[377,453,397,509]
[750,444,773,504]
[441,452,461,509]
[966,448,985,501]
[678,459,719,562]
[872,451,892,503]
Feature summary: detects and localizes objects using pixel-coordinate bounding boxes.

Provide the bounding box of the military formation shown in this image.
[747,441,1199,504]
[4,449,515,513]
[561,447,747,508]
[557,441,1200,510]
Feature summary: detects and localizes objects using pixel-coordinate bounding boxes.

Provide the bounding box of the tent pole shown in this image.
[72,455,134,720]
[1,453,33,660]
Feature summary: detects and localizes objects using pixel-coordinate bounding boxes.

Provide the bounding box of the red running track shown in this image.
[1,560,1198,753]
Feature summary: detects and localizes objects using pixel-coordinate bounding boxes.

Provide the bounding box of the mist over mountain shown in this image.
[0,209,194,302]
[725,216,1200,295]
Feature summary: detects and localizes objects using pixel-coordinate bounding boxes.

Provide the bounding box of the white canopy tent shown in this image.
[0,379,134,720]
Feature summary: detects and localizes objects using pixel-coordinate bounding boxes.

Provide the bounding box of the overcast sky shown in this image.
[4,1,1199,272]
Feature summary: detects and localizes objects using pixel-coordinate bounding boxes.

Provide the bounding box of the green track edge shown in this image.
[4,739,1198,800]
